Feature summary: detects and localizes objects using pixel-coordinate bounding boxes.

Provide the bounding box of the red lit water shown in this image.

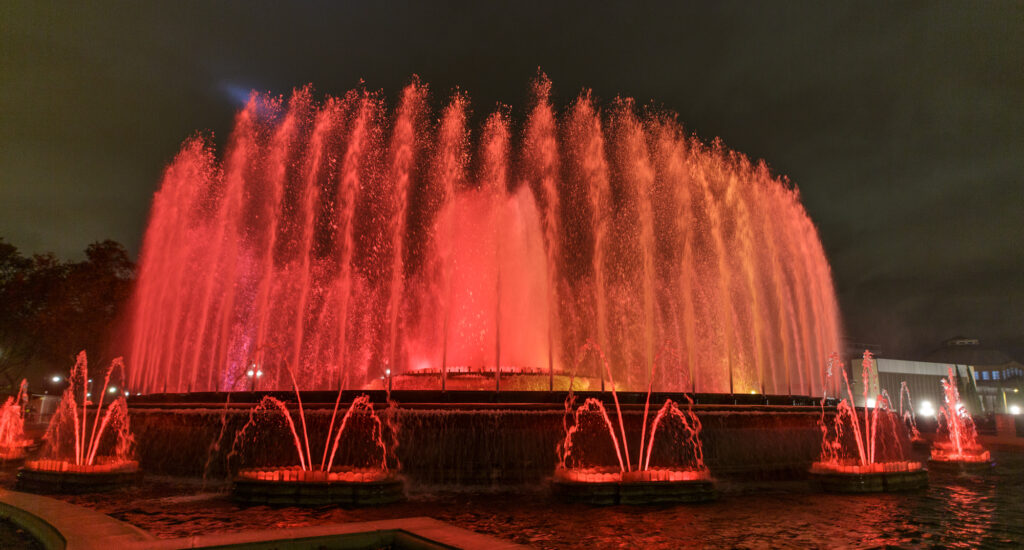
[128,75,841,395]
[557,343,708,481]
[814,351,921,474]
[0,380,30,460]
[26,351,136,472]
[23,451,1024,548]
[229,362,392,479]
[931,367,990,464]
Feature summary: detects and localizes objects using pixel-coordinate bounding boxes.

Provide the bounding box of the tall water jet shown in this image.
[523,75,561,390]
[128,77,841,395]
[384,80,428,376]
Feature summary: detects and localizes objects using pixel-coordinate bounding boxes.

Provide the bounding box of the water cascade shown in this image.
[128,75,841,396]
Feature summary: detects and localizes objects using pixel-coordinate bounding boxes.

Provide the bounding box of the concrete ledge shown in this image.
[0,489,525,549]
[0,488,155,550]
[147,517,527,549]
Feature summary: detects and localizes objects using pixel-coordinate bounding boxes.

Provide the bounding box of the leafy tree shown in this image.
[0,238,134,391]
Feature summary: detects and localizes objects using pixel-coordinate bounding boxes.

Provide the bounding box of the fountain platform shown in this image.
[232,467,404,506]
[127,391,838,485]
[809,461,927,493]
[928,449,993,473]
[16,460,141,494]
[552,467,715,505]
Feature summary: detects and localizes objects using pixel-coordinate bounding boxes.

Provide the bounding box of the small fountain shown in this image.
[928,367,991,472]
[899,381,929,451]
[0,380,32,461]
[18,351,139,493]
[230,364,403,506]
[810,351,927,492]
[552,343,714,505]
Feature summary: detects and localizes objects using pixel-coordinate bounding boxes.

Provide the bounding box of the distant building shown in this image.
[846,353,973,415]
[924,337,1023,414]
[844,337,1022,416]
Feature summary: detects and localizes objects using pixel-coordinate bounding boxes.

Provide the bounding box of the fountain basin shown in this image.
[16,460,141,493]
[809,461,927,493]
[928,449,992,473]
[232,467,404,506]
[552,467,715,505]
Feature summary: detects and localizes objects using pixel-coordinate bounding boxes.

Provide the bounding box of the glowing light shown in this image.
[386,369,391,377]
[866,398,876,408]
[51,376,61,383]
[919,400,935,417]
[247,369,255,377]
[749,390,756,394]
[1011,405,1021,415]
[256,370,263,378]
[108,386,117,394]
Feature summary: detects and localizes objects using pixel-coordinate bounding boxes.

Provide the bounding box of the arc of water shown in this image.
[86,358,124,465]
[840,365,868,466]
[560,397,625,472]
[282,361,313,471]
[643,398,704,471]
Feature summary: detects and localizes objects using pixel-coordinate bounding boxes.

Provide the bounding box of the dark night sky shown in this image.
[1,1,1022,360]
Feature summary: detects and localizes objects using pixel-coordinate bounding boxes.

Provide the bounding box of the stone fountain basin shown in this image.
[809,461,928,493]
[16,460,141,494]
[928,451,993,473]
[232,467,405,506]
[552,467,716,505]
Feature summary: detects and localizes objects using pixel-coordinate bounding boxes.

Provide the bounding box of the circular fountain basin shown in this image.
[16,460,141,493]
[232,467,404,506]
[928,449,992,473]
[552,467,715,505]
[809,461,928,493]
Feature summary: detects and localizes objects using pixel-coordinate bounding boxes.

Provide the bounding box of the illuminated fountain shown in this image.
[18,351,138,493]
[229,365,402,505]
[0,380,32,461]
[929,367,991,472]
[810,351,926,492]
[553,344,714,504]
[122,75,846,484]
[127,75,841,397]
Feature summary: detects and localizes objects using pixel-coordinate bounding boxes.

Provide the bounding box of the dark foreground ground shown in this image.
[0,517,43,550]
[2,451,1023,549]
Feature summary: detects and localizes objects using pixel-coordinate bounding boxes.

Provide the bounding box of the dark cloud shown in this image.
[1,1,1021,359]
